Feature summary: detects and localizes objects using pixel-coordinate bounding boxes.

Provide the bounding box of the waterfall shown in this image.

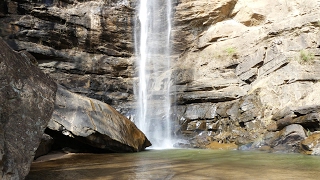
[134,0,174,148]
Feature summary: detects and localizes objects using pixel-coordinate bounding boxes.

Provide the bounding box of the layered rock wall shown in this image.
[173,0,320,152]
[2,0,320,153]
[0,0,136,112]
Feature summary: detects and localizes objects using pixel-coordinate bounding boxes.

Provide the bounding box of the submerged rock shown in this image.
[48,85,151,152]
[206,141,238,150]
[0,38,57,179]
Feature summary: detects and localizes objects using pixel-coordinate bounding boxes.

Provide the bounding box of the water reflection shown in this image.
[26,149,320,180]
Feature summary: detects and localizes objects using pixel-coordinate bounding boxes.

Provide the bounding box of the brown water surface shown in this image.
[26,149,320,180]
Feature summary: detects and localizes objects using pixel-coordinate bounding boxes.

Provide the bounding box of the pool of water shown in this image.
[26,149,320,180]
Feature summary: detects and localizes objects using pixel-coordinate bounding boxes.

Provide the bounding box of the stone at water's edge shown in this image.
[206,141,238,150]
[0,38,57,179]
[48,85,151,152]
[300,133,320,155]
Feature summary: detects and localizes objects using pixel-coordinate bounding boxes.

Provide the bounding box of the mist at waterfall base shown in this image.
[134,0,176,148]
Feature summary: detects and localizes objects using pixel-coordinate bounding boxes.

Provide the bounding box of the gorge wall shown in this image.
[0,0,136,114]
[172,0,320,153]
[1,0,320,154]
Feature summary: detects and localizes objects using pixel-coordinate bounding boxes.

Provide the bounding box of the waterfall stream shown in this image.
[135,0,174,148]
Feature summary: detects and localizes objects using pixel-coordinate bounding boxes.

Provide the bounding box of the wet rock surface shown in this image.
[0,38,57,179]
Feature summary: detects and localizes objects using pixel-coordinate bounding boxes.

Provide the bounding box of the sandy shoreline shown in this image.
[33,151,74,162]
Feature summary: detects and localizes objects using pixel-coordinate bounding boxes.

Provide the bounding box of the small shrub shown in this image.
[225,47,237,57]
[299,50,315,64]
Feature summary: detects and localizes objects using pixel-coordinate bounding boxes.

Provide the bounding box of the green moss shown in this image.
[225,47,237,57]
[299,50,315,64]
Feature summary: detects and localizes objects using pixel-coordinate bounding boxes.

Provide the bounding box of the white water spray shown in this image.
[135,0,174,148]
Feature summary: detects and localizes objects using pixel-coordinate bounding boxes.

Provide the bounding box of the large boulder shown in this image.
[267,124,306,153]
[0,38,57,179]
[47,85,151,152]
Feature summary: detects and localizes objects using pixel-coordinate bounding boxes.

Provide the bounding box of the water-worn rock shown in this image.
[206,141,238,150]
[48,85,151,152]
[241,124,307,153]
[300,133,320,155]
[270,124,307,153]
[0,38,57,179]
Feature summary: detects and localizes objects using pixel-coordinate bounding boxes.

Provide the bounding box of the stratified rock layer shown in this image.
[173,0,320,152]
[48,85,151,152]
[0,38,57,179]
[0,0,135,111]
[2,0,320,154]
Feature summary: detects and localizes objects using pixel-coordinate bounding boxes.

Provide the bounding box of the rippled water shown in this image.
[26,149,320,180]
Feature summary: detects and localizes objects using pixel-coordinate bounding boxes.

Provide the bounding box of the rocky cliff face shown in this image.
[0,0,136,112]
[1,0,320,154]
[173,0,320,153]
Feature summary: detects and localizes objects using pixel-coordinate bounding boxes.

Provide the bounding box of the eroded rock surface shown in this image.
[48,85,151,152]
[300,133,320,155]
[0,0,135,111]
[173,0,320,153]
[34,134,54,159]
[0,38,57,179]
[2,0,320,154]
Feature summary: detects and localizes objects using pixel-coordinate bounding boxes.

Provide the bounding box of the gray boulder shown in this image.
[270,124,307,153]
[34,134,54,159]
[48,85,151,152]
[0,38,57,179]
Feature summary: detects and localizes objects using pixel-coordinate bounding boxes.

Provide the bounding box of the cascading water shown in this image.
[134,0,174,148]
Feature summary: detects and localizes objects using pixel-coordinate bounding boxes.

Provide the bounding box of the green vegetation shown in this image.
[307,129,311,137]
[298,50,315,64]
[225,47,237,57]
[202,47,238,62]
